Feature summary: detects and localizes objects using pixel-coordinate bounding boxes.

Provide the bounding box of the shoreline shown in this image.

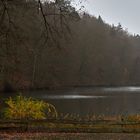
[2,85,140,93]
[0,119,140,133]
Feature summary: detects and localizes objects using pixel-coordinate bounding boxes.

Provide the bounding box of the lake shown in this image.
[1,86,140,116]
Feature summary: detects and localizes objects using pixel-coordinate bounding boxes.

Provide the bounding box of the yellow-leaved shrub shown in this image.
[4,95,57,120]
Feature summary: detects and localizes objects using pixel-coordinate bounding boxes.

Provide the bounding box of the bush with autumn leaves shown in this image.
[4,95,57,120]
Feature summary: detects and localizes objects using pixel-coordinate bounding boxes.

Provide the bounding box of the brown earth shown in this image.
[0,133,140,140]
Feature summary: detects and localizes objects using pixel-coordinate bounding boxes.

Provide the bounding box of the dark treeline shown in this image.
[0,0,140,91]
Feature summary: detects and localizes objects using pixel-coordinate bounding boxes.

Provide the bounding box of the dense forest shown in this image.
[1,0,140,91]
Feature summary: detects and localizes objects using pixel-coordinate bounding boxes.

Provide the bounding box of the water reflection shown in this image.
[102,86,140,92]
[1,87,140,116]
[44,95,106,99]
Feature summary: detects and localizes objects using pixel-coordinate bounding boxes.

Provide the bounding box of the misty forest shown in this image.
[0,0,140,92]
[2,1,140,138]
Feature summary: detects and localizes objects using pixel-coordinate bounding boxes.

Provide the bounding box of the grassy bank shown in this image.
[1,119,140,133]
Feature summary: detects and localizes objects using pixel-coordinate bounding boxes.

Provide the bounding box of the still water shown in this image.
[1,86,140,116]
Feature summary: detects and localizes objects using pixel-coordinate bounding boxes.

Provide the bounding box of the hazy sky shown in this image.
[80,0,140,35]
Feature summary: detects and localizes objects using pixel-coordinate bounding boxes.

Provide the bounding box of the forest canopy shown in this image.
[0,0,140,91]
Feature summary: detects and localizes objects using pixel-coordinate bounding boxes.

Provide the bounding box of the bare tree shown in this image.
[0,0,81,88]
